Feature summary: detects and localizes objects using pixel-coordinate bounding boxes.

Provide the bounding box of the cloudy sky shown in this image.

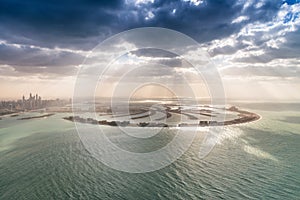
[0,0,300,100]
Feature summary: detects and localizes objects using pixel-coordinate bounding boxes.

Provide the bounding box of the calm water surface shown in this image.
[0,103,300,199]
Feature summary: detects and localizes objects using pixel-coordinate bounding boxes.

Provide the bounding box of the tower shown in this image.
[35,94,38,108]
[39,96,42,108]
[22,95,25,109]
[29,93,33,109]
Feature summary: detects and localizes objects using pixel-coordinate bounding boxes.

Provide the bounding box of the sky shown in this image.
[0,0,300,101]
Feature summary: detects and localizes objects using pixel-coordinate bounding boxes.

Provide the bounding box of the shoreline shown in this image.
[18,113,55,120]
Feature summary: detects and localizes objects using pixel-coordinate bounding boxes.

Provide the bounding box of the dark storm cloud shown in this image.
[142,0,282,43]
[234,30,300,63]
[131,48,178,58]
[0,0,285,49]
[0,0,297,76]
[0,43,84,67]
[129,48,183,67]
[0,0,124,50]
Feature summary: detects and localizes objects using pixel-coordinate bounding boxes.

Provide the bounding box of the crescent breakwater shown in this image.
[63,105,260,128]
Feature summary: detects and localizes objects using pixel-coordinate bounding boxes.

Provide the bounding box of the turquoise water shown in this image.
[1,103,300,199]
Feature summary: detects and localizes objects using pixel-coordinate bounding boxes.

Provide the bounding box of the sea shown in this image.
[1,102,300,199]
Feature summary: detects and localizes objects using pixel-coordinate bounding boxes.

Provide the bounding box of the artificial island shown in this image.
[64,102,260,128]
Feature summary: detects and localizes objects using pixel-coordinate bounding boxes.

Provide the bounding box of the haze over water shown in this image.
[1,102,300,199]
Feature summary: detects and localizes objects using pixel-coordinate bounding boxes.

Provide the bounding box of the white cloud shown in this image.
[209,2,300,64]
[126,0,154,6]
[255,2,264,9]
[231,16,249,24]
[145,11,155,20]
[183,0,204,6]
[235,0,255,12]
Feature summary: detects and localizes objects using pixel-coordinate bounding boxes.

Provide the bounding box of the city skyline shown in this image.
[0,92,70,115]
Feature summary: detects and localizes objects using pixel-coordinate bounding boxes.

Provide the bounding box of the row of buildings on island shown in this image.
[64,115,223,127]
